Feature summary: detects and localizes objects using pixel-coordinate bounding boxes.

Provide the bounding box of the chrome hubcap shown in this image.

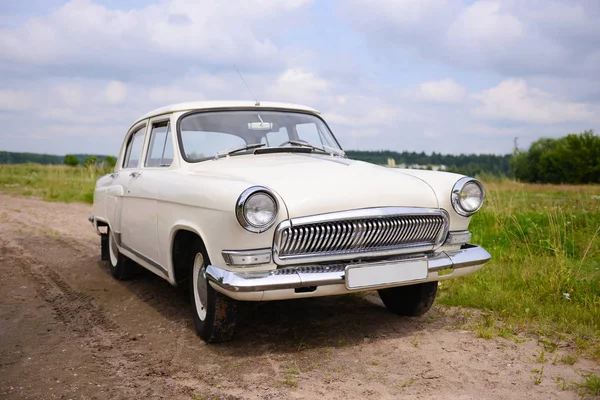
[193,253,208,321]
[108,232,118,267]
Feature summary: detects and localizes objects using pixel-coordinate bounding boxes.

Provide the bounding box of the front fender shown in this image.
[393,169,473,231]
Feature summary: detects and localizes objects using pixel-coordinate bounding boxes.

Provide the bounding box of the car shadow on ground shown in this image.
[97,260,450,356]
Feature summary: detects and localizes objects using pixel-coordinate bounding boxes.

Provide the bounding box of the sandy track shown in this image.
[0,194,597,399]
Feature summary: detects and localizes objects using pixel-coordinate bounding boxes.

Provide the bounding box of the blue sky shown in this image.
[1,0,598,156]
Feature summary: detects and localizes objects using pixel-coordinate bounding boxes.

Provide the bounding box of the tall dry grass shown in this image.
[0,163,109,203]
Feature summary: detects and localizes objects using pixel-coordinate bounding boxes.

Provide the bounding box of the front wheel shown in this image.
[378,281,438,317]
[189,241,237,343]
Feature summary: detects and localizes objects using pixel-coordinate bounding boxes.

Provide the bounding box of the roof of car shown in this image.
[135,101,321,124]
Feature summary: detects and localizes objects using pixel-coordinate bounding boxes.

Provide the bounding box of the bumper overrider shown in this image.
[206,244,491,301]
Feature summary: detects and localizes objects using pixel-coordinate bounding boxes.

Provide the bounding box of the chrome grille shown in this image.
[274,208,448,264]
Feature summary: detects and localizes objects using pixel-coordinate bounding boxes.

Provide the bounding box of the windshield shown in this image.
[178,110,342,162]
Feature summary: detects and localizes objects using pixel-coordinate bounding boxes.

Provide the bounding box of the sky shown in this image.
[1,0,599,156]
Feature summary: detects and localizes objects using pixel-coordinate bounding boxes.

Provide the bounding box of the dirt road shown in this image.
[0,194,597,399]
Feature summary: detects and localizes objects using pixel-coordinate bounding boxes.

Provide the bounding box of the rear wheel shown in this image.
[107,228,135,280]
[378,282,438,316]
[189,240,237,343]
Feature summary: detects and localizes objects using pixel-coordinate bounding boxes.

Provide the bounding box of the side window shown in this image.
[296,123,323,146]
[123,126,146,169]
[145,121,174,167]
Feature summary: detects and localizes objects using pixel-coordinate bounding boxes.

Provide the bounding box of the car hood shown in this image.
[187,153,439,218]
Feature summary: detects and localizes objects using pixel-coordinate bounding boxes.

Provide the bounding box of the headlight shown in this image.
[451,178,485,216]
[235,186,278,233]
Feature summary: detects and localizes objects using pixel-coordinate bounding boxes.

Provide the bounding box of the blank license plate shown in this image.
[345,258,428,290]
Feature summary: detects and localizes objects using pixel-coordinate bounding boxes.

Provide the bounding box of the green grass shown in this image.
[0,163,107,203]
[575,373,600,397]
[439,180,600,359]
[1,165,599,358]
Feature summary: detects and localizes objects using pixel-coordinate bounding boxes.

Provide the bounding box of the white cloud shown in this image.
[39,107,108,124]
[0,0,598,157]
[52,83,84,107]
[0,89,32,111]
[0,0,312,73]
[447,2,524,48]
[47,124,128,137]
[423,130,441,138]
[268,68,332,105]
[416,78,466,103]
[148,86,204,106]
[472,78,593,124]
[341,0,458,36]
[325,95,414,128]
[104,81,128,105]
[340,0,600,79]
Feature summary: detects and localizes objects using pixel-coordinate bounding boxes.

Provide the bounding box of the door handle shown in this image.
[129,171,142,178]
[110,172,118,179]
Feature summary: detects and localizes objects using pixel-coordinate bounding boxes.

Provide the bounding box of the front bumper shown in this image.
[206,244,491,301]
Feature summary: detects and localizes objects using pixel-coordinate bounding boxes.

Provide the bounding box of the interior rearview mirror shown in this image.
[248,122,273,130]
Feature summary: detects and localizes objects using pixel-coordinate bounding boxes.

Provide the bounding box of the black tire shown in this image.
[107,228,135,280]
[189,239,237,343]
[378,281,438,317]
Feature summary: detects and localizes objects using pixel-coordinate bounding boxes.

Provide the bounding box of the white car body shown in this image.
[90,101,490,340]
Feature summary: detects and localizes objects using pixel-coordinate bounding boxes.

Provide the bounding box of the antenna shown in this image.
[233,65,260,106]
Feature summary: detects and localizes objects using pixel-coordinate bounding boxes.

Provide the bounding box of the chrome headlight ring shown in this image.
[235,186,279,233]
[451,177,486,217]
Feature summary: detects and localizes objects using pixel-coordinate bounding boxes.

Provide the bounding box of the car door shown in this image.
[119,123,161,263]
[132,118,176,272]
[105,123,146,243]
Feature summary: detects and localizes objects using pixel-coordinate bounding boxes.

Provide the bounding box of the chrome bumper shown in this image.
[206,244,491,301]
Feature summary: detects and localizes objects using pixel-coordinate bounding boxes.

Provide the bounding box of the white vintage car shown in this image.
[90,101,491,342]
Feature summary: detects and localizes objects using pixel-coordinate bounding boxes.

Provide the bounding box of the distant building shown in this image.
[386,158,447,171]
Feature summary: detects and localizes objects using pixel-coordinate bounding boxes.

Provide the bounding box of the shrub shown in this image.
[64,154,79,166]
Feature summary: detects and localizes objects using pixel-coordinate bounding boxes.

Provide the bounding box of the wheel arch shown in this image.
[169,223,210,286]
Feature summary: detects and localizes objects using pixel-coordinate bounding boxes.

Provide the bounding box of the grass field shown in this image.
[1,163,599,359]
[0,163,105,203]
[438,179,600,360]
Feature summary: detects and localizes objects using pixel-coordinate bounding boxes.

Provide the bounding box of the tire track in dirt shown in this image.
[42,266,119,334]
[0,220,190,398]
[2,233,118,336]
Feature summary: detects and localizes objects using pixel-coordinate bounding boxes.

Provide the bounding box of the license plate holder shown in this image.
[345,258,428,290]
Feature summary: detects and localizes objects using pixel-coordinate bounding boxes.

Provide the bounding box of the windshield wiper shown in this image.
[280,140,344,157]
[214,143,265,160]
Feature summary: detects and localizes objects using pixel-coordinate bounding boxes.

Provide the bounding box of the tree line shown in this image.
[63,154,116,168]
[2,130,598,183]
[512,130,599,184]
[0,152,116,168]
[346,150,512,177]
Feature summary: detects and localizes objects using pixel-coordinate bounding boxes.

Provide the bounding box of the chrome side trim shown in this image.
[114,232,122,247]
[206,244,491,293]
[120,242,168,277]
[273,207,449,265]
